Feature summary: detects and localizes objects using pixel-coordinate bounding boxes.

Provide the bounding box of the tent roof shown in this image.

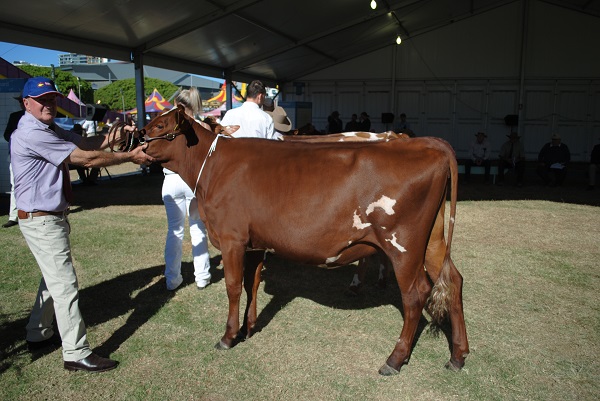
[127,88,173,114]
[1,1,597,85]
[207,83,244,103]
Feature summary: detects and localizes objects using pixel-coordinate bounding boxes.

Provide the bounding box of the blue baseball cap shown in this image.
[22,77,64,98]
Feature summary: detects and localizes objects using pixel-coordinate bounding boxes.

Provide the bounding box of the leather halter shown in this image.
[138,129,184,145]
[138,109,185,145]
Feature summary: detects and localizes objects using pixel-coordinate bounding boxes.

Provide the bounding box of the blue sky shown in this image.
[0,41,223,83]
[0,41,70,66]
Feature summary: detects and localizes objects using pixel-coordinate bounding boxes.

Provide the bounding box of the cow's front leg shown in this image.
[215,245,246,350]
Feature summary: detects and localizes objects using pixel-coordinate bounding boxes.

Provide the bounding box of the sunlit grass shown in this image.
[0,173,598,400]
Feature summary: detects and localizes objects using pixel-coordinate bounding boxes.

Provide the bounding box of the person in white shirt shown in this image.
[465,131,491,183]
[220,80,281,140]
[81,120,96,136]
[162,87,212,291]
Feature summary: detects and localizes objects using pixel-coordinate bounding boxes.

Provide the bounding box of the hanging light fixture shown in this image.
[370,0,377,10]
[396,35,402,45]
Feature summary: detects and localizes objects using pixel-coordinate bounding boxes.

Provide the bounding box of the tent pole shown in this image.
[133,50,146,129]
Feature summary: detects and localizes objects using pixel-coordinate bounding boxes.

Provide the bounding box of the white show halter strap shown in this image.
[193,134,221,196]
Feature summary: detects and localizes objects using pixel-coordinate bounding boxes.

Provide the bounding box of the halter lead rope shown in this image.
[193,134,221,196]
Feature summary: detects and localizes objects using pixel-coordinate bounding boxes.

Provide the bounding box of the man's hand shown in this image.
[129,144,155,165]
[108,124,137,147]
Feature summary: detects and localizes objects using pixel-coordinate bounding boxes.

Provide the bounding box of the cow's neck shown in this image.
[171,122,218,197]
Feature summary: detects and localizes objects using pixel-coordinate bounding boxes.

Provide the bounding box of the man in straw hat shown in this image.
[497,132,525,186]
[11,77,155,372]
[265,105,292,137]
[465,131,491,183]
[536,133,570,186]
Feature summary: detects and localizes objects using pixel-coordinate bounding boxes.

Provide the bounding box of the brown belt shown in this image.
[17,210,67,219]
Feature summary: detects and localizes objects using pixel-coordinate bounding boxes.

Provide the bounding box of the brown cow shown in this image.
[135,107,469,375]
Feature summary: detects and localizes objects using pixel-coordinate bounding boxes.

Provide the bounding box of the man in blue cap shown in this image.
[11,76,155,372]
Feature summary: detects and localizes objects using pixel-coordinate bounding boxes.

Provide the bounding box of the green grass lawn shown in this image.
[0,173,598,400]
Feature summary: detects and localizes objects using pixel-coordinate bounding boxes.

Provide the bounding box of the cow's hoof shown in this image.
[445,359,463,371]
[378,363,400,376]
[214,340,230,350]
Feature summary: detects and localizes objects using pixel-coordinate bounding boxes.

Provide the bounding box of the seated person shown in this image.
[465,132,491,183]
[497,132,525,186]
[536,133,570,186]
[588,141,600,190]
[345,114,360,131]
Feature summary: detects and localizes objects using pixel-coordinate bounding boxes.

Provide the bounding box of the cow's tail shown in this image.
[428,150,458,327]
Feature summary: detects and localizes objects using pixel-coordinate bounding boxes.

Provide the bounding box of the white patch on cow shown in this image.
[353,210,371,230]
[366,195,396,216]
[350,274,361,287]
[326,254,341,264]
[385,232,407,253]
[450,217,455,224]
[265,248,276,254]
[348,241,352,245]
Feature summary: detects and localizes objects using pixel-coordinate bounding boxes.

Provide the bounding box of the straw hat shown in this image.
[266,106,292,133]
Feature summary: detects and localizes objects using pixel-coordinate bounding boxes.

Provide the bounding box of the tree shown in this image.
[18,65,93,103]
[17,65,177,112]
[95,78,178,111]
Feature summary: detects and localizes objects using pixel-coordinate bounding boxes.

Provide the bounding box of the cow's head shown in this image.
[137,105,198,164]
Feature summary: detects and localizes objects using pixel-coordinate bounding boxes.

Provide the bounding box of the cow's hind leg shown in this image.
[240,250,265,339]
[380,262,432,375]
[215,245,246,350]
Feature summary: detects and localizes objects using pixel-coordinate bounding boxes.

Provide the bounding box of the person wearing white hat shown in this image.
[536,133,570,186]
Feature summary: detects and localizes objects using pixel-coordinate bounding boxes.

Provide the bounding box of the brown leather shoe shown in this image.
[64,353,118,373]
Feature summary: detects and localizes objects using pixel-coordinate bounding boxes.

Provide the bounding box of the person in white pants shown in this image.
[162,87,212,290]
